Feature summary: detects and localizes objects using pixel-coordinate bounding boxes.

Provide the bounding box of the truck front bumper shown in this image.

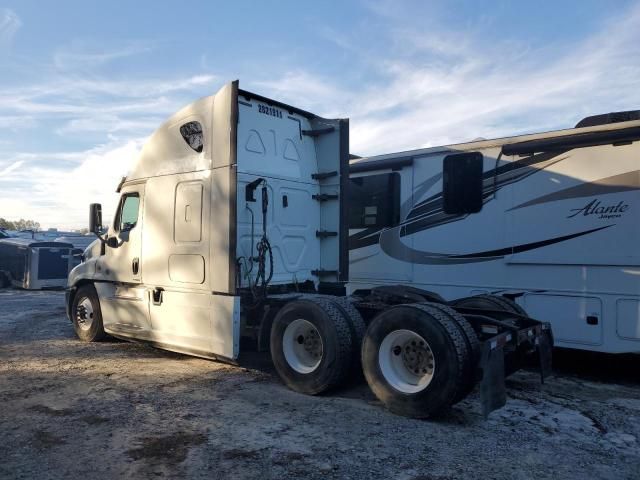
[65,287,76,323]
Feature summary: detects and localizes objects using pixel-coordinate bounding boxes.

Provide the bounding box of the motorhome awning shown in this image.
[502,126,640,156]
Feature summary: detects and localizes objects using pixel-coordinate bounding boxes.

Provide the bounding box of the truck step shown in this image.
[312,269,339,276]
[311,170,338,180]
[302,127,335,137]
[312,193,339,202]
[316,230,338,238]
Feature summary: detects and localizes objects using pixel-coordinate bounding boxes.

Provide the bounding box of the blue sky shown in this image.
[1,0,639,228]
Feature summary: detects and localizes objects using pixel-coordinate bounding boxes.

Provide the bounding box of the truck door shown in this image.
[97,183,150,333]
[142,173,220,356]
[107,185,144,283]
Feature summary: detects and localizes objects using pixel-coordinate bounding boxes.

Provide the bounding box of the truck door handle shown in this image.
[132,257,140,275]
[152,287,164,306]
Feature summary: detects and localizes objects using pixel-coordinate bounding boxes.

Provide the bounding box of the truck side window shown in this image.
[117,194,140,232]
[180,121,204,152]
[443,152,483,214]
[349,172,401,229]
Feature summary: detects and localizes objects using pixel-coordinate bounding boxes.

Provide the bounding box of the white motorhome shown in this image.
[348,111,640,354]
[67,81,551,418]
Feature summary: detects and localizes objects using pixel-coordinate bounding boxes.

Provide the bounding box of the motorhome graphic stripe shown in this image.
[507,170,640,211]
[406,149,569,220]
[376,225,613,265]
[349,150,570,251]
[448,225,613,259]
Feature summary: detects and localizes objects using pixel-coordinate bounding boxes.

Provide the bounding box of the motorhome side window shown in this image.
[349,173,401,229]
[442,152,483,214]
[117,194,140,232]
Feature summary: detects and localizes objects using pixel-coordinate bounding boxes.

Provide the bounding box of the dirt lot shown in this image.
[1,290,639,480]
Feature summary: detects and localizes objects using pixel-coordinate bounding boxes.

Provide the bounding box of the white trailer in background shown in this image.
[348,111,640,354]
[66,81,551,419]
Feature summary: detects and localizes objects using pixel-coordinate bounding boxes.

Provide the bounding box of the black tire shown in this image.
[361,303,470,418]
[328,296,366,376]
[421,302,480,404]
[396,286,447,305]
[71,284,107,342]
[494,296,528,316]
[0,270,9,288]
[369,285,447,304]
[453,294,527,317]
[452,294,528,377]
[270,297,352,395]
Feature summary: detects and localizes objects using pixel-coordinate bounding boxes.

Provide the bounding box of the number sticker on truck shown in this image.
[258,104,283,119]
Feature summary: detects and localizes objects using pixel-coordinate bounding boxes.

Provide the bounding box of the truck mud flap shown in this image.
[479,324,553,417]
[479,333,508,418]
[537,324,553,383]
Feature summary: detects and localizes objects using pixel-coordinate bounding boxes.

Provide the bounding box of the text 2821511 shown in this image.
[258,104,283,119]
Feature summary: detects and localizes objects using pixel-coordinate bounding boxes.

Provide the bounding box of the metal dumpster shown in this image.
[0,238,75,289]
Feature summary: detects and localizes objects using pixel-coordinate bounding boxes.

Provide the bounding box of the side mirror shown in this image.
[89,203,103,235]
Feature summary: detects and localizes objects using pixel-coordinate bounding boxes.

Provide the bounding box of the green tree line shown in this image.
[0,218,41,231]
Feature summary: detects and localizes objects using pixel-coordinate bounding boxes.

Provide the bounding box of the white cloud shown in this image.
[252,71,348,115]
[252,3,640,155]
[0,159,23,176]
[53,44,152,70]
[0,9,21,48]
[0,115,35,129]
[0,38,218,228]
[0,74,217,112]
[0,139,144,229]
[0,73,218,148]
[2,3,640,229]
[55,115,165,135]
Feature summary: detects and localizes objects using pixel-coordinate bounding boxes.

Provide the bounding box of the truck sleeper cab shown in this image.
[67,81,551,419]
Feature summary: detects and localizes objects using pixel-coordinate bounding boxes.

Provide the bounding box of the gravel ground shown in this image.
[0,290,639,480]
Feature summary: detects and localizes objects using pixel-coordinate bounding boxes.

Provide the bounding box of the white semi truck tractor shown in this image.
[66,80,552,418]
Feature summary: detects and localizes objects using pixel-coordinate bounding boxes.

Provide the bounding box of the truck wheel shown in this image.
[361,303,470,418]
[71,284,106,342]
[328,297,366,376]
[453,294,527,317]
[421,302,480,404]
[270,297,352,395]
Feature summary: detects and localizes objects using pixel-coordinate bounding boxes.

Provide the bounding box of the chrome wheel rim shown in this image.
[282,319,323,374]
[378,329,435,394]
[75,297,94,331]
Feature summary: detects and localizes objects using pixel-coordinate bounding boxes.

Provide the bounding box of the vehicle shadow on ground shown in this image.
[550,348,640,385]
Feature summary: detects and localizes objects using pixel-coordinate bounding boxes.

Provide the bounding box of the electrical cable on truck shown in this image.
[243,177,273,301]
